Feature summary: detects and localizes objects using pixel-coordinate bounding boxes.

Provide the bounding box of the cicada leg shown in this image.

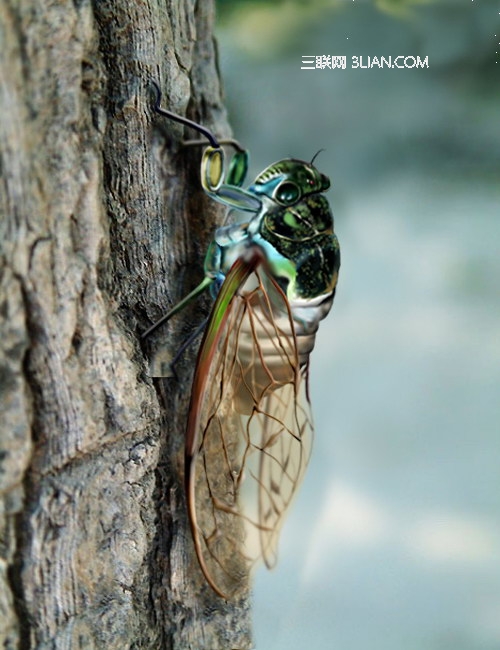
[183,138,249,188]
[146,83,262,377]
[152,82,262,213]
[141,276,213,341]
[142,276,214,378]
[151,81,220,148]
[163,317,209,381]
[199,146,261,212]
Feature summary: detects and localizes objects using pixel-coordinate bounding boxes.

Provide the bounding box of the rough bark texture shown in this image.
[0,0,252,648]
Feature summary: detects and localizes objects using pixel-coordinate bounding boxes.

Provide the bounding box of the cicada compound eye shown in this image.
[275,181,301,205]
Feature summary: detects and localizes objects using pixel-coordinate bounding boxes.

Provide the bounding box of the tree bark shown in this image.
[0,0,252,647]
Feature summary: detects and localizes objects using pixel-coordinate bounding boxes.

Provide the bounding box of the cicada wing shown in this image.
[186,255,314,599]
[253,366,313,569]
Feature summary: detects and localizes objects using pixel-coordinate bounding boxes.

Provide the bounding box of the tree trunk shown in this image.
[0,0,252,647]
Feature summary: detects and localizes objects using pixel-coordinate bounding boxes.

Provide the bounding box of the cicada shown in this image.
[144,85,340,599]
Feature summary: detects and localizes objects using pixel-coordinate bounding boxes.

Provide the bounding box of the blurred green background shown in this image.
[214,1,500,649]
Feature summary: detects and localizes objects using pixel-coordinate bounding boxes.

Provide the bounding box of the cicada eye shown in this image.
[275,181,301,205]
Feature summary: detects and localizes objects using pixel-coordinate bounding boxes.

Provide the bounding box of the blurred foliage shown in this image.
[216,1,338,57]
[215,0,441,58]
[217,0,437,20]
[374,0,435,18]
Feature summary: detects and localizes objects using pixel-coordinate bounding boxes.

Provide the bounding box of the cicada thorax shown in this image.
[259,193,340,300]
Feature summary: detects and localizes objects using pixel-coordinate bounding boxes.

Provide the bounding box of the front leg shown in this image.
[151,83,260,212]
[201,147,262,213]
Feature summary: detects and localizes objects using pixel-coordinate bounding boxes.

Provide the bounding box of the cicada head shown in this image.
[249,159,330,207]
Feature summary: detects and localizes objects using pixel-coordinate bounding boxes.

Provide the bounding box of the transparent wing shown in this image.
[185,253,314,599]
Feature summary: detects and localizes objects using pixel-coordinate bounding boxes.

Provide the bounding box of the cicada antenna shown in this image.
[310,148,325,165]
[151,81,221,149]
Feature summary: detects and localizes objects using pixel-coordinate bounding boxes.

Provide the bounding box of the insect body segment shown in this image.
[147,85,340,599]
